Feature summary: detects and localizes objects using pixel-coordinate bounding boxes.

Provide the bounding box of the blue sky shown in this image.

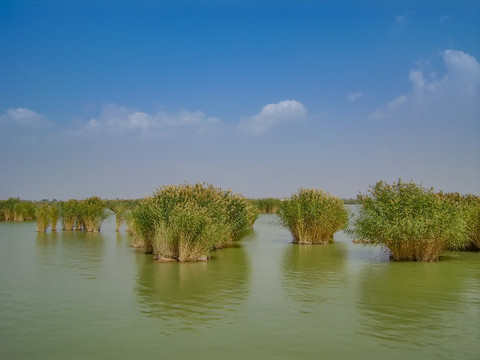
[1,0,479,200]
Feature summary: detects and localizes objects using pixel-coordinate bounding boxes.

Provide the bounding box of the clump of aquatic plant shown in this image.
[35,204,51,232]
[60,199,80,230]
[348,180,468,262]
[251,198,282,214]
[131,183,257,262]
[49,204,59,231]
[1,198,20,221]
[125,210,138,236]
[13,201,36,221]
[224,194,258,244]
[109,200,134,232]
[81,196,108,232]
[278,188,348,244]
[154,201,230,261]
[440,193,480,251]
[463,195,480,250]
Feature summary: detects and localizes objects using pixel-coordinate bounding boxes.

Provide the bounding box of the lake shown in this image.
[0,212,479,359]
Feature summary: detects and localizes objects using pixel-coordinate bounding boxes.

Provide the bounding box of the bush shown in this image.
[131,183,257,262]
[278,188,348,244]
[348,180,469,261]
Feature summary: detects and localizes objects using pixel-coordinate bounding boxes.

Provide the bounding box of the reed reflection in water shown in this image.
[282,241,348,306]
[135,244,251,329]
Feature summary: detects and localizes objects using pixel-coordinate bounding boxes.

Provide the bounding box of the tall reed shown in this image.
[60,199,80,230]
[13,201,35,222]
[131,183,257,262]
[348,180,468,262]
[278,188,348,244]
[109,200,133,231]
[82,196,107,232]
[463,195,480,250]
[1,198,20,221]
[35,204,51,232]
[50,204,59,231]
[251,198,282,214]
[439,193,480,251]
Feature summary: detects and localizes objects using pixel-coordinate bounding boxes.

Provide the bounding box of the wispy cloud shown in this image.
[84,103,221,136]
[370,95,406,120]
[0,108,51,129]
[347,91,363,102]
[370,49,480,121]
[236,99,307,136]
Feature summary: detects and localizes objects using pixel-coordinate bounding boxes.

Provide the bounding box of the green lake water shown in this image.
[0,212,479,359]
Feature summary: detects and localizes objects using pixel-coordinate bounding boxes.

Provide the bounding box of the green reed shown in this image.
[131,183,257,262]
[348,180,469,262]
[278,188,348,244]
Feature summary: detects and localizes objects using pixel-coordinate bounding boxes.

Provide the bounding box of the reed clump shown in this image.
[251,198,282,214]
[463,195,480,250]
[131,183,258,262]
[109,200,136,232]
[49,204,59,231]
[60,199,80,230]
[13,200,35,222]
[439,193,480,251]
[0,198,20,221]
[35,204,51,232]
[348,180,469,262]
[278,188,348,244]
[81,196,108,232]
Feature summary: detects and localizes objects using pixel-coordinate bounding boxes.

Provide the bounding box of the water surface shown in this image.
[0,213,478,359]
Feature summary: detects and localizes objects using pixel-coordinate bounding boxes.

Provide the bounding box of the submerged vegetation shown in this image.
[348,180,471,262]
[278,188,348,244]
[131,183,258,262]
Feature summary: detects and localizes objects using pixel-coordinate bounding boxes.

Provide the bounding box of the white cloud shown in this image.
[85,103,221,134]
[370,95,407,119]
[347,91,363,102]
[86,118,100,130]
[237,99,307,136]
[388,95,407,108]
[0,108,50,128]
[370,49,480,120]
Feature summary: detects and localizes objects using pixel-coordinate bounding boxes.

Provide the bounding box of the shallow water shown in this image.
[0,213,479,359]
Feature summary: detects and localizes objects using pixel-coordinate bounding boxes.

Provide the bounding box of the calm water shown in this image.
[0,212,479,359]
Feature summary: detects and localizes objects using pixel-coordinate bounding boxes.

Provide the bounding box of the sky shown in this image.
[0,0,479,200]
